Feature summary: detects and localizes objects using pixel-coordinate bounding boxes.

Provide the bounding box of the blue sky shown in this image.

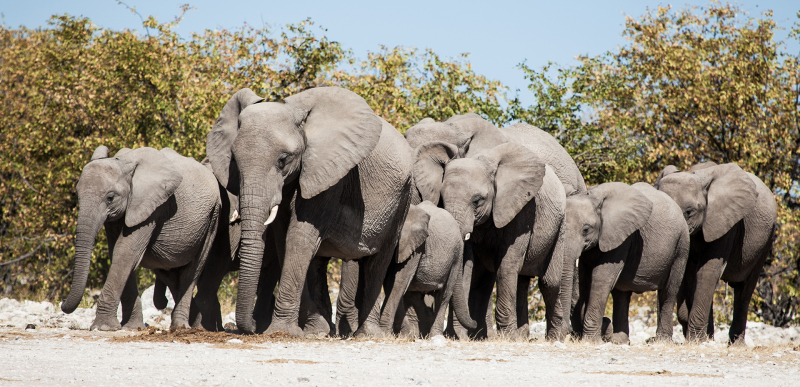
[2,1,798,105]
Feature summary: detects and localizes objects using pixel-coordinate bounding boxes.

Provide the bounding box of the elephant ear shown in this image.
[413,141,459,205]
[114,147,133,158]
[695,163,758,242]
[654,165,679,189]
[206,88,265,193]
[689,161,718,172]
[121,147,183,227]
[91,146,109,161]
[398,204,431,263]
[477,143,546,228]
[284,87,382,199]
[591,182,653,252]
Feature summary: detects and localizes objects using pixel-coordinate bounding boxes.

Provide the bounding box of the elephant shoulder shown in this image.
[362,117,413,182]
[535,165,567,218]
[634,182,684,230]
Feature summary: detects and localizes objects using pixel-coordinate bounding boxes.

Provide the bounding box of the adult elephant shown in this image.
[413,141,568,340]
[655,162,777,345]
[206,87,413,336]
[61,146,220,331]
[567,182,689,344]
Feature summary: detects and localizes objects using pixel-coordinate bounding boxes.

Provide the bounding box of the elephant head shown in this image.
[404,113,508,157]
[655,163,758,242]
[414,141,545,239]
[206,86,383,334]
[61,146,182,313]
[564,182,653,256]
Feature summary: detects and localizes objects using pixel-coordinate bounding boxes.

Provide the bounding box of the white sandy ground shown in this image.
[1,289,798,386]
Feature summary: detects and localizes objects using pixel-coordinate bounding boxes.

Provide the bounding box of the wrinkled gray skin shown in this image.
[412,140,568,341]
[567,182,689,344]
[206,87,412,337]
[379,201,477,338]
[407,114,583,340]
[656,162,777,345]
[61,146,220,331]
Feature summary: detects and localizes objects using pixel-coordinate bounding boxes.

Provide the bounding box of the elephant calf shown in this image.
[61,146,220,331]
[379,201,476,338]
[568,182,689,344]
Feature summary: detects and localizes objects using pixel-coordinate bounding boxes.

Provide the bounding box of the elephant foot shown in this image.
[646,335,675,345]
[601,317,613,341]
[684,330,712,344]
[90,316,122,332]
[354,321,387,339]
[121,319,146,331]
[265,321,304,338]
[447,325,470,341]
[609,332,630,345]
[303,314,332,338]
[581,334,603,345]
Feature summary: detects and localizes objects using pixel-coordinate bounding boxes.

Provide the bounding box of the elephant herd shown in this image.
[61,86,777,346]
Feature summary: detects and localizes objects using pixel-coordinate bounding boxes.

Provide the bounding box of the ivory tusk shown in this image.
[464,233,471,241]
[264,205,279,226]
[575,258,579,268]
[229,210,239,223]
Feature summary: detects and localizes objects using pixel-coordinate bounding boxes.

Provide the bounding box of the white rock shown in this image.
[227,339,243,344]
[430,335,446,347]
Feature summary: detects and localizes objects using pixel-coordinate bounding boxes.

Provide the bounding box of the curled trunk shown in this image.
[61,212,104,314]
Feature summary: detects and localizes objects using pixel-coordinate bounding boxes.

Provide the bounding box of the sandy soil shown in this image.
[1,326,798,387]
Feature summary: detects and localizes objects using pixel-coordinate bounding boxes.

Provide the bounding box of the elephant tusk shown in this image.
[230,210,239,223]
[464,233,470,241]
[264,205,279,226]
[575,258,579,268]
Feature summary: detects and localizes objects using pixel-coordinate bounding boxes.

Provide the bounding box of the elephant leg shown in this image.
[513,276,531,341]
[171,211,218,330]
[654,236,688,343]
[467,258,496,340]
[445,243,474,341]
[405,292,435,338]
[571,250,596,338]
[266,221,321,337]
[379,254,420,334]
[153,278,169,310]
[192,250,233,331]
[676,256,697,338]
[254,258,280,334]
[609,289,631,345]
[430,268,459,338]
[302,256,334,337]
[685,257,726,343]
[353,247,396,338]
[581,246,627,343]
[493,246,526,337]
[91,223,153,331]
[399,293,422,338]
[120,272,145,330]
[336,259,360,337]
[728,266,762,346]
[539,275,562,342]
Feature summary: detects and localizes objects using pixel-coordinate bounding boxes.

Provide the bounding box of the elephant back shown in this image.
[415,201,463,285]
[501,123,586,194]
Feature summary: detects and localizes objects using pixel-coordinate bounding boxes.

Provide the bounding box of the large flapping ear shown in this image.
[114,147,133,158]
[91,146,109,161]
[398,203,431,263]
[206,88,264,193]
[689,161,718,172]
[654,165,679,189]
[121,147,183,227]
[591,182,653,252]
[283,87,382,199]
[413,141,459,205]
[477,143,546,228]
[694,163,758,242]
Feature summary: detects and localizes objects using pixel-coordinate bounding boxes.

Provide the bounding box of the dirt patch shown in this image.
[111,326,304,345]
[258,359,326,364]
[465,358,508,362]
[584,370,722,378]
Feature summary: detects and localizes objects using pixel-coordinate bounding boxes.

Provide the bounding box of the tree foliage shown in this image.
[512,2,800,326]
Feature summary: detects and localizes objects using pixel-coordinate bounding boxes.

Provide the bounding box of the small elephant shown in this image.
[567,182,689,344]
[61,146,220,331]
[655,162,777,345]
[413,141,568,340]
[379,201,477,338]
[206,87,413,337]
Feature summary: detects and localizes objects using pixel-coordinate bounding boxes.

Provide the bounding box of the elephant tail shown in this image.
[452,250,477,330]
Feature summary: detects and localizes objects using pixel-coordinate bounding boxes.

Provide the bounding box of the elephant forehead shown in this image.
[239,102,296,129]
[78,160,123,190]
[659,173,703,199]
[565,196,599,223]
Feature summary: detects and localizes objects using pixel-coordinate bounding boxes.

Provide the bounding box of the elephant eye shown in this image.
[472,196,485,207]
[684,208,694,219]
[105,193,115,203]
[582,225,590,235]
[277,154,288,169]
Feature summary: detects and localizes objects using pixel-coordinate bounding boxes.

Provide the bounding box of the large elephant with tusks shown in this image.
[206,87,413,337]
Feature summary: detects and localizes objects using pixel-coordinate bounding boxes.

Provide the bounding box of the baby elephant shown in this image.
[568,182,689,344]
[379,201,477,338]
[60,146,220,331]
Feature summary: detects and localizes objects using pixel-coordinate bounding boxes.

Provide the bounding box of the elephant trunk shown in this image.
[235,171,282,334]
[451,249,477,330]
[446,203,474,241]
[61,209,104,314]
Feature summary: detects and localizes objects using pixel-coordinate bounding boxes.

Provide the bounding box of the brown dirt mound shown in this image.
[111,327,304,345]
